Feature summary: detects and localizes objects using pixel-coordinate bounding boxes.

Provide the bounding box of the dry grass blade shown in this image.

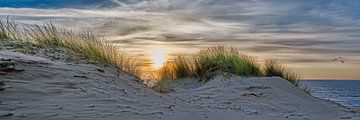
[0,19,140,77]
[264,59,301,86]
[158,46,262,82]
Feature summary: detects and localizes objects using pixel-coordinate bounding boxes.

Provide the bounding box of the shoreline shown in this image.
[300,80,360,109]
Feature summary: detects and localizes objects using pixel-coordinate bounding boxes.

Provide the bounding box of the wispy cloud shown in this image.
[0,0,359,79]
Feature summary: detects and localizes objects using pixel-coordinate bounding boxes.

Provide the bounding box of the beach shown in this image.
[0,1,360,119]
[0,49,359,120]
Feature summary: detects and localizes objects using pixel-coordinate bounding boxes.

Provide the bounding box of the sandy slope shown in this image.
[0,50,359,120]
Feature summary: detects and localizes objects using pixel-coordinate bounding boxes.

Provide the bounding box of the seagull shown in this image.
[332,57,344,63]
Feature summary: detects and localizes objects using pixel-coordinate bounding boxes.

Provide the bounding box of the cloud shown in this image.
[0,0,360,66]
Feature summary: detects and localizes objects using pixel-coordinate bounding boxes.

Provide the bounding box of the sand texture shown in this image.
[0,50,359,120]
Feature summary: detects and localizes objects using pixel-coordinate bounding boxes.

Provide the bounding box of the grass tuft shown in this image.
[156,47,302,88]
[159,46,262,83]
[152,78,175,93]
[264,59,301,86]
[0,19,140,77]
[194,46,262,82]
[300,84,311,94]
[2,19,306,90]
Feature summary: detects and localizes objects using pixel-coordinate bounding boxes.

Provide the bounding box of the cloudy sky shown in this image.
[1,0,359,79]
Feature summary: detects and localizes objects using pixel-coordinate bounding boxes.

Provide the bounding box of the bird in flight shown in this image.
[332,57,344,63]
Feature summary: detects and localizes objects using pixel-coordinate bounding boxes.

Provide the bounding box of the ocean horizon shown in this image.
[301,80,360,107]
[0,1,360,119]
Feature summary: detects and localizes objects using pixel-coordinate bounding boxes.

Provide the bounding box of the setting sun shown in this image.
[151,48,167,69]
[1,1,360,119]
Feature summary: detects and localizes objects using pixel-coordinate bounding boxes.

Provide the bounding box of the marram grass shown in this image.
[263,59,301,86]
[152,78,175,93]
[157,56,195,80]
[158,46,262,83]
[301,84,311,94]
[156,46,302,87]
[0,19,303,88]
[194,46,262,82]
[0,19,140,77]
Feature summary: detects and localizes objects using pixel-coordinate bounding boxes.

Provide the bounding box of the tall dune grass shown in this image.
[151,56,194,80]
[263,59,301,86]
[159,46,262,83]
[0,19,303,87]
[157,46,302,87]
[301,84,311,94]
[0,19,140,76]
[194,47,262,82]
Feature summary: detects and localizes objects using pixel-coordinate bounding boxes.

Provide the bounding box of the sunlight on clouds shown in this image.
[0,0,359,79]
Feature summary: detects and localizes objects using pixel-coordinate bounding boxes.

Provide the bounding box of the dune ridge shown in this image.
[0,48,359,120]
[0,19,359,120]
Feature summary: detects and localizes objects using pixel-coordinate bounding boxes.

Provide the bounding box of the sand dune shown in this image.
[0,50,359,120]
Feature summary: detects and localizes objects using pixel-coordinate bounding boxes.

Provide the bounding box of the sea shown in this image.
[300,80,360,108]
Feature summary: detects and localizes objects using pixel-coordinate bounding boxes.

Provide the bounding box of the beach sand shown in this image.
[0,50,359,120]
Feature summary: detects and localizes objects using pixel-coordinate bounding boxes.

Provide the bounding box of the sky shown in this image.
[0,0,359,80]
